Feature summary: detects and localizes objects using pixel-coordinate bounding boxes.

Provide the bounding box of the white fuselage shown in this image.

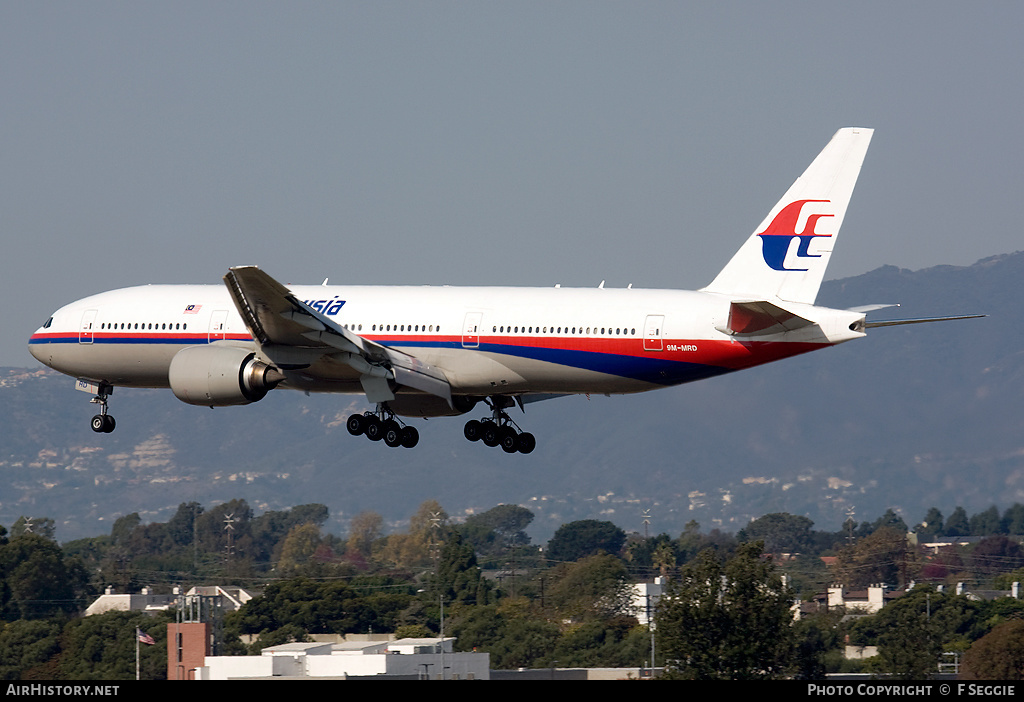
[28,282,862,400]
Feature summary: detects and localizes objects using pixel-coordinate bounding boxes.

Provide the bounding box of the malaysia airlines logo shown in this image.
[757,199,833,271]
[302,297,346,315]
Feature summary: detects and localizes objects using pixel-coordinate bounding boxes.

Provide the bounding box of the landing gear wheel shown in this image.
[364,416,384,441]
[465,396,537,454]
[517,432,536,454]
[91,414,115,433]
[355,403,422,448]
[481,421,501,447]
[464,419,482,442]
[346,414,365,436]
[499,426,520,453]
[383,420,403,448]
[401,426,419,448]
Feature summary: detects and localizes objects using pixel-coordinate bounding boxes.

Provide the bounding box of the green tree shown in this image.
[916,507,945,538]
[376,500,448,569]
[624,533,678,577]
[791,610,844,680]
[345,510,383,564]
[0,534,89,621]
[961,619,1024,679]
[870,509,909,534]
[675,520,738,564]
[546,519,625,563]
[656,542,796,679]
[10,517,56,541]
[971,535,1024,578]
[1002,504,1024,535]
[276,523,323,576]
[109,513,141,547]
[970,506,1004,536]
[57,611,170,680]
[550,617,649,668]
[738,513,815,554]
[872,601,943,679]
[944,506,970,536]
[231,577,413,636]
[447,599,560,669]
[460,504,534,567]
[850,587,982,679]
[831,527,912,589]
[545,554,633,623]
[0,618,62,680]
[432,532,494,607]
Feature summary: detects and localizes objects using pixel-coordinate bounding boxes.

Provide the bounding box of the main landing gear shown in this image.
[463,396,536,454]
[89,384,116,434]
[346,404,419,448]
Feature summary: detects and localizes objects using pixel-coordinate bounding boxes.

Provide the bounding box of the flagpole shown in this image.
[136,628,140,681]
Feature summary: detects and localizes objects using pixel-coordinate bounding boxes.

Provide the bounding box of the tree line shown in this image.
[3,500,1024,679]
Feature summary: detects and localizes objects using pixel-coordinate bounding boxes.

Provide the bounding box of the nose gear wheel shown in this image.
[88,384,116,434]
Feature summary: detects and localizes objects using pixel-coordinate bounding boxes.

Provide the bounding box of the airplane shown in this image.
[28,127,982,454]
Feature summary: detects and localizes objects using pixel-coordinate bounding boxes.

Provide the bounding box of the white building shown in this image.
[827,585,897,614]
[84,585,257,616]
[197,637,489,680]
[84,586,176,616]
[630,577,665,627]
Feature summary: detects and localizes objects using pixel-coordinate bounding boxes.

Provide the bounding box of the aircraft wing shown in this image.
[222,266,453,405]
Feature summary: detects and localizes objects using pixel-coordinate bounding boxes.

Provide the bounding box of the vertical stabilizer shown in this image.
[701,127,873,304]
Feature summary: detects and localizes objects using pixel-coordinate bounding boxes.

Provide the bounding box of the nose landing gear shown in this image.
[463,396,536,454]
[84,382,116,433]
[346,404,419,448]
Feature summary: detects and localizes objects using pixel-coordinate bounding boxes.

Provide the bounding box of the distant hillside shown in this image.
[2,252,1021,543]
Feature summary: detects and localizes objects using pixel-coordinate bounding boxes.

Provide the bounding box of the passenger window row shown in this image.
[491,325,637,336]
[369,324,440,333]
[99,322,189,331]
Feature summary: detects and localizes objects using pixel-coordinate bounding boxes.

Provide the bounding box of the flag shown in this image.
[137,628,155,646]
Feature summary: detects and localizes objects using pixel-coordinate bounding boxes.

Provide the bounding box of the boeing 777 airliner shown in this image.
[28,128,980,453]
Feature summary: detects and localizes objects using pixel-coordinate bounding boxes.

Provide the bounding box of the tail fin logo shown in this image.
[757,199,833,271]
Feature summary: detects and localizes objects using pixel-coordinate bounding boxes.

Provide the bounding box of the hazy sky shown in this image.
[4,2,1022,366]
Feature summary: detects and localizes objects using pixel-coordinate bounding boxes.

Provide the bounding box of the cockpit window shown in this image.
[43,317,53,329]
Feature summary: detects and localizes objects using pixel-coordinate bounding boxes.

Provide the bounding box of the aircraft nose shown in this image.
[28,332,51,366]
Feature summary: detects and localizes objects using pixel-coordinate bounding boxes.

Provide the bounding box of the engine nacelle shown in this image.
[169,346,283,407]
[387,393,478,418]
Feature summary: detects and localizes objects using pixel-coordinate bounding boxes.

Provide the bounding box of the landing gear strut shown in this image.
[463,396,536,454]
[88,384,116,434]
[346,404,419,448]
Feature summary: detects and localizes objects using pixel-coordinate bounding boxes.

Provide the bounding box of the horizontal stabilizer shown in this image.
[721,300,815,336]
[848,303,900,314]
[865,314,986,329]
